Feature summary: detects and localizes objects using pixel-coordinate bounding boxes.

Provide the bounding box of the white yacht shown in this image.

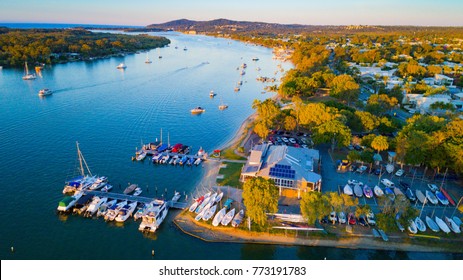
[116,63,127,69]
[57,192,83,212]
[84,196,108,217]
[22,61,36,80]
[138,201,168,233]
[96,199,117,217]
[190,107,205,114]
[115,202,138,223]
[104,200,128,221]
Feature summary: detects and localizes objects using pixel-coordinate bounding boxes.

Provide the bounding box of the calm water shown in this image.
[0,31,459,260]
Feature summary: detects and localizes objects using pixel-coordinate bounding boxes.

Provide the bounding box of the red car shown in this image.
[348,213,357,225]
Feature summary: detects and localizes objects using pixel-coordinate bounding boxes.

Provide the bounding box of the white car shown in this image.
[395,169,404,177]
[366,212,376,226]
[329,211,337,223]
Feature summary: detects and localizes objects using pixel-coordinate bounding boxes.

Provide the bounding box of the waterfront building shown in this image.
[240,143,321,197]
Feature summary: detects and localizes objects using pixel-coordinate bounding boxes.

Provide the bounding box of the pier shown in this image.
[84,190,187,209]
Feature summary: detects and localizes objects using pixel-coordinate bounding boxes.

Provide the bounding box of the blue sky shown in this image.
[0,0,462,26]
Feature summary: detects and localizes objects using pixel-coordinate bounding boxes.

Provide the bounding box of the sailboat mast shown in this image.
[160,128,163,144]
[25,61,28,75]
[168,131,170,147]
[77,141,85,176]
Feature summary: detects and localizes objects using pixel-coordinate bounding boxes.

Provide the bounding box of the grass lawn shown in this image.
[217,162,244,188]
[221,148,246,161]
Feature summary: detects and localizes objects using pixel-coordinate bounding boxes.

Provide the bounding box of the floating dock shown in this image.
[84,190,187,209]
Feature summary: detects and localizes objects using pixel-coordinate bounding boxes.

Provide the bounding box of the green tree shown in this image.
[355,111,380,132]
[284,115,297,131]
[313,120,351,150]
[300,192,331,225]
[252,98,281,126]
[242,177,279,227]
[253,120,270,140]
[371,135,389,154]
[329,74,360,105]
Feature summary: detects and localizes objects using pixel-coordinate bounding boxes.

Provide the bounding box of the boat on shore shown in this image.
[452,216,462,229]
[202,205,217,221]
[445,216,461,233]
[363,185,373,198]
[212,207,227,226]
[384,187,395,201]
[343,184,353,196]
[354,184,363,197]
[426,190,438,205]
[415,217,427,232]
[408,219,418,234]
[378,229,389,241]
[425,216,440,232]
[373,185,384,197]
[416,190,426,204]
[231,209,245,227]
[435,191,449,206]
[435,216,451,233]
[221,208,235,226]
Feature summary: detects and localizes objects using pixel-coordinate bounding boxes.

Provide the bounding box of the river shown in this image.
[0,30,459,260]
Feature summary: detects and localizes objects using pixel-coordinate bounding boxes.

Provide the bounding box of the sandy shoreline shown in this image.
[174,211,459,254]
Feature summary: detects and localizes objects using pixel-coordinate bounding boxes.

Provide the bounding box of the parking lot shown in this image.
[268,130,314,149]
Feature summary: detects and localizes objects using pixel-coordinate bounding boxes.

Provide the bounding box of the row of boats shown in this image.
[189,191,245,228]
[57,191,170,233]
[343,179,452,206]
[401,214,462,234]
[151,153,202,166]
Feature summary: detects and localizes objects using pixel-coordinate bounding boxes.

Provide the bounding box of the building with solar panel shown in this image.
[240,143,321,197]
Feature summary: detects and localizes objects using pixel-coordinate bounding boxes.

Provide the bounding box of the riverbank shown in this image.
[173,210,461,254]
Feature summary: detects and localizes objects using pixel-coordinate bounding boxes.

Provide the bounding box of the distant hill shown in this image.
[146,18,463,35]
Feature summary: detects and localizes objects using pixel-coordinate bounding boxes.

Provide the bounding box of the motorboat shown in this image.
[435,216,451,233]
[408,219,418,234]
[101,184,113,192]
[89,176,108,190]
[338,212,346,224]
[212,207,227,226]
[395,213,405,232]
[416,190,426,204]
[405,188,416,202]
[425,216,440,232]
[115,202,138,223]
[57,192,83,212]
[435,191,449,206]
[85,196,108,217]
[73,194,94,215]
[343,184,353,196]
[452,216,462,229]
[445,216,461,233]
[209,90,216,97]
[190,107,205,114]
[234,86,240,92]
[415,217,427,232]
[133,187,142,196]
[231,209,245,227]
[133,203,148,221]
[96,199,117,217]
[38,88,52,96]
[425,190,438,205]
[221,208,235,226]
[384,187,395,201]
[363,185,373,198]
[62,176,85,194]
[124,184,138,195]
[172,191,181,202]
[354,184,363,197]
[215,192,224,203]
[202,205,217,221]
[116,63,127,69]
[373,185,384,197]
[194,158,202,165]
[218,104,229,110]
[104,200,128,221]
[138,201,168,232]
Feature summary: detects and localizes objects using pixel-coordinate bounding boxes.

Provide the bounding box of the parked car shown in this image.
[427,184,439,193]
[358,216,368,227]
[329,211,337,223]
[395,169,404,177]
[366,212,376,226]
[348,213,357,225]
[320,216,329,224]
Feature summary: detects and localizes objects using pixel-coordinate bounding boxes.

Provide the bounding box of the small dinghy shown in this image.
[426,190,438,205]
[363,185,373,198]
[372,228,381,238]
[435,216,451,233]
[408,219,418,234]
[415,217,427,232]
[435,191,449,206]
[343,184,353,196]
[378,229,389,241]
[374,185,384,197]
[445,216,461,233]
[405,188,416,202]
[416,190,426,204]
[425,216,440,232]
[354,184,363,197]
[384,187,395,201]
